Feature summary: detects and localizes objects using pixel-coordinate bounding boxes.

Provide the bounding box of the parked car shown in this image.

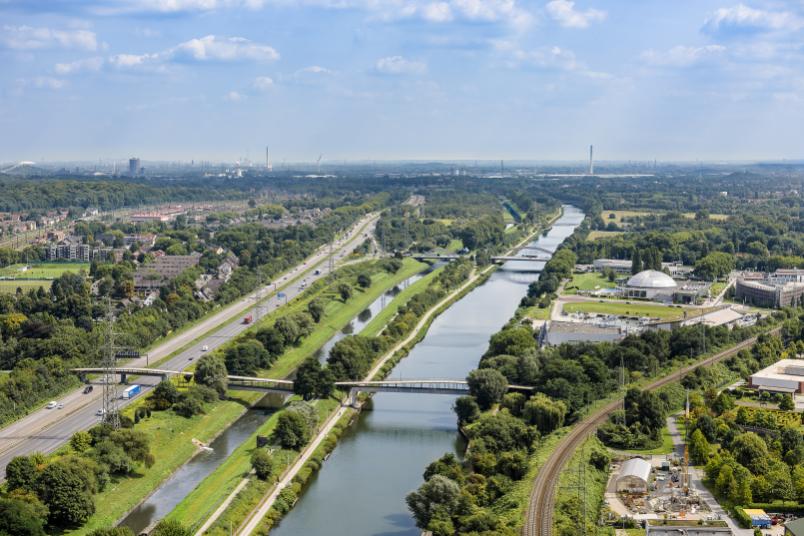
[83,385,93,394]
[46,401,57,409]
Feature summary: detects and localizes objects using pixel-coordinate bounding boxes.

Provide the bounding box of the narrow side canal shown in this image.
[119,269,429,533]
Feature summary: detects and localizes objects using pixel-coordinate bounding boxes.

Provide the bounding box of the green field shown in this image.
[0,262,89,279]
[564,272,617,294]
[586,230,624,241]
[562,300,692,320]
[0,280,52,293]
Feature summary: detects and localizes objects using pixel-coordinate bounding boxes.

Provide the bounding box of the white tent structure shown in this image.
[616,457,652,494]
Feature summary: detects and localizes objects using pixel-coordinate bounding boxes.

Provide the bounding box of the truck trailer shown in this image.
[122,384,141,399]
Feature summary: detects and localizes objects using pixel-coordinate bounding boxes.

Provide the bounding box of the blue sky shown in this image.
[1,0,803,163]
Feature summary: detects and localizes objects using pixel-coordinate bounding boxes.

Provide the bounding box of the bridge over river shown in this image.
[72,368,532,406]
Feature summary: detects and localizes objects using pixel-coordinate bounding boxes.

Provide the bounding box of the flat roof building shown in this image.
[735,278,804,308]
[749,358,804,394]
[540,320,625,346]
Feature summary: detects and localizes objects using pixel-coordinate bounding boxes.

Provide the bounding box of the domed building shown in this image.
[623,269,677,300]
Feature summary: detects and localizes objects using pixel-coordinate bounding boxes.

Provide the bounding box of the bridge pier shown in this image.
[346,388,360,408]
[120,372,128,385]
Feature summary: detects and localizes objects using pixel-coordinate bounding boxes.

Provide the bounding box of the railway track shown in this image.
[523,326,781,536]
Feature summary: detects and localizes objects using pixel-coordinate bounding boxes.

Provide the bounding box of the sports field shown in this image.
[562,300,692,320]
[0,262,89,279]
[0,280,52,294]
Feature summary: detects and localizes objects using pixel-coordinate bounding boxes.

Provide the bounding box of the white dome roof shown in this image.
[626,270,677,289]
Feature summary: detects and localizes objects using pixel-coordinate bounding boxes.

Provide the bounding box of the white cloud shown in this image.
[55,56,104,74]
[296,65,333,75]
[422,2,453,22]
[109,52,161,68]
[374,55,427,75]
[170,35,279,62]
[641,45,727,67]
[704,4,803,33]
[2,25,97,51]
[14,77,67,95]
[224,90,245,101]
[253,76,274,91]
[545,0,606,29]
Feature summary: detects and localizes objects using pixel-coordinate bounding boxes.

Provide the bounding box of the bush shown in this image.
[251,449,273,481]
[172,394,204,418]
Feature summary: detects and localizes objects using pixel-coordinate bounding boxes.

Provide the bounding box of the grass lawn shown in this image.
[564,272,617,294]
[601,210,651,225]
[710,281,728,296]
[67,395,255,535]
[0,280,51,293]
[618,425,675,456]
[0,262,89,279]
[168,396,341,530]
[361,266,442,337]
[262,258,427,379]
[522,303,552,321]
[562,301,692,320]
[587,230,624,241]
[682,212,729,221]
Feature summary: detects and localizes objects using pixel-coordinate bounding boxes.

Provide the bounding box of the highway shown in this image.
[523,326,781,536]
[0,213,379,480]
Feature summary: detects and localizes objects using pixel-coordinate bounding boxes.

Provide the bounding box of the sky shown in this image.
[1,0,803,163]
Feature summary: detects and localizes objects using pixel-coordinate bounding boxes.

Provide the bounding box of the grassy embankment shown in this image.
[174,263,448,533]
[61,258,427,535]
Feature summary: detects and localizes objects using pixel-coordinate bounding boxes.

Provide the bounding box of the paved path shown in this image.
[0,214,378,480]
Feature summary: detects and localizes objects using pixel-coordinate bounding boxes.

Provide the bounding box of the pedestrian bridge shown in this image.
[72,369,532,405]
[410,253,550,263]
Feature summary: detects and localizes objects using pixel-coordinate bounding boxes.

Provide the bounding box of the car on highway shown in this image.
[46,401,57,409]
[83,385,93,394]
[57,403,64,409]
[96,408,106,416]
[201,345,209,352]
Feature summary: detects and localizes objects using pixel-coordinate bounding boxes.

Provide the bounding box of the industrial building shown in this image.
[735,277,804,308]
[646,524,733,536]
[749,358,804,394]
[133,253,201,292]
[593,258,632,274]
[615,457,652,494]
[539,320,626,346]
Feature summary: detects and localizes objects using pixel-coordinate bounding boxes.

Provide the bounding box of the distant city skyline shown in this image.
[1,0,803,162]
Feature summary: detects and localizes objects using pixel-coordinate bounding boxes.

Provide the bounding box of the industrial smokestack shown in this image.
[589,145,594,175]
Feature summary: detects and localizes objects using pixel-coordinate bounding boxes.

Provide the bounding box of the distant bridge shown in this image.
[72,369,532,405]
[410,253,550,263]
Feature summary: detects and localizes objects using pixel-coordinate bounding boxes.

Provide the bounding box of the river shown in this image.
[119,270,429,533]
[269,205,584,536]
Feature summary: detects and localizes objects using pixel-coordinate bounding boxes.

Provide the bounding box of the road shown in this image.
[523,326,781,536]
[0,213,379,480]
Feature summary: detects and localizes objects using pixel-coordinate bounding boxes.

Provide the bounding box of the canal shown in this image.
[119,269,429,533]
[270,205,584,536]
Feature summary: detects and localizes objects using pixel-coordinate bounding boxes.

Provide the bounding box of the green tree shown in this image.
[732,432,770,475]
[5,455,39,492]
[88,527,135,536]
[194,353,227,397]
[631,248,643,275]
[466,369,508,410]
[0,496,48,536]
[293,358,334,400]
[694,252,735,280]
[689,429,711,464]
[251,449,273,480]
[70,431,92,453]
[356,273,371,288]
[522,393,567,434]
[36,461,96,527]
[453,395,480,426]
[307,299,325,323]
[485,327,536,357]
[273,410,311,449]
[780,394,795,411]
[405,475,462,529]
[151,520,192,536]
[337,283,352,302]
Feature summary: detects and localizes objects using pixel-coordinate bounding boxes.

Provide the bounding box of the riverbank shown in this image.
[235,209,567,535]
[56,257,424,535]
